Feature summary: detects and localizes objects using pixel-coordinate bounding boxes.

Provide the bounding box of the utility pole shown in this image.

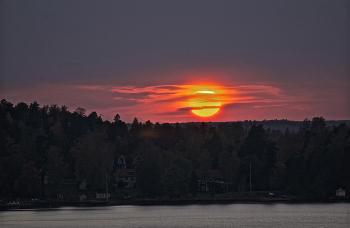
[106,172,108,202]
[270,169,272,192]
[250,163,252,192]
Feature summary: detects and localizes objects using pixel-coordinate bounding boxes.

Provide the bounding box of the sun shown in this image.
[189,90,221,117]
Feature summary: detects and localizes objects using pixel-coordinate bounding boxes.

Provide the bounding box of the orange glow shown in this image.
[8,82,303,123]
[189,89,222,117]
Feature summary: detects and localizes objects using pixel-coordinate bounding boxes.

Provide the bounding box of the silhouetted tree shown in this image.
[71,129,114,189]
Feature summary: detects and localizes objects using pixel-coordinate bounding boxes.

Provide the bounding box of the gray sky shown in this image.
[1,0,349,122]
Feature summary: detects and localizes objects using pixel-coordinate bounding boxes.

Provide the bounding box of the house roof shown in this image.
[118,154,140,164]
[194,169,223,179]
[116,169,137,178]
[336,187,345,192]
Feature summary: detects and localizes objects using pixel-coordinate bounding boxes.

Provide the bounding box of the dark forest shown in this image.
[1,99,349,201]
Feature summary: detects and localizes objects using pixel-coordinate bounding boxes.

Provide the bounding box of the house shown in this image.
[96,190,110,199]
[336,187,345,197]
[115,169,137,188]
[194,169,224,192]
[80,194,87,201]
[117,154,141,169]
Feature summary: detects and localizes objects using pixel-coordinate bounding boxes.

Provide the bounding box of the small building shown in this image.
[115,169,137,188]
[336,187,345,197]
[80,194,87,201]
[96,190,110,199]
[194,169,224,192]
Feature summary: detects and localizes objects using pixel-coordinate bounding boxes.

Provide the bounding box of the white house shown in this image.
[96,190,110,199]
[115,169,137,188]
[194,169,224,192]
[336,187,345,197]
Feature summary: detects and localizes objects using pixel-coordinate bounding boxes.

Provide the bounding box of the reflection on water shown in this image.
[1,203,349,228]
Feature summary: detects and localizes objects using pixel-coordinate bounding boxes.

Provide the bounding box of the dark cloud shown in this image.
[3,0,347,87]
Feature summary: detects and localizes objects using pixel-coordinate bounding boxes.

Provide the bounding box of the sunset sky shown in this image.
[1,0,349,123]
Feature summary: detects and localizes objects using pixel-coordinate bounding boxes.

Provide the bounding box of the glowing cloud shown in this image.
[4,81,324,123]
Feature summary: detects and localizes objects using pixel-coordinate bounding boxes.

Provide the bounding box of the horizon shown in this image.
[3,98,350,125]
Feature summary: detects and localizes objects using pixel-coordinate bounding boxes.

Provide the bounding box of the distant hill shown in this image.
[126,119,350,133]
[167,119,350,133]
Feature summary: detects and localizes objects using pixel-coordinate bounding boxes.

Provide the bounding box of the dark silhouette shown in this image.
[0,99,349,202]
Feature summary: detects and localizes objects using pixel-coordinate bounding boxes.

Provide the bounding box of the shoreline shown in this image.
[2,197,349,210]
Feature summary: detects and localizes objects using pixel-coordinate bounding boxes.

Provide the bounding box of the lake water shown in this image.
[1,203,349,228]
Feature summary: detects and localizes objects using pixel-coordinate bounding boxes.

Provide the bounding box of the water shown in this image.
[1,203,349,228]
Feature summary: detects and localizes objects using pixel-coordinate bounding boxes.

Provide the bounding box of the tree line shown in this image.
[0,99,349,199]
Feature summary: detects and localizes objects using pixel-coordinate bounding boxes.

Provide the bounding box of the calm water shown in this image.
[1,203,349,228]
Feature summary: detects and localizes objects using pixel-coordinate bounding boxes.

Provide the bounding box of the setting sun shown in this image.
[189,90,221,117]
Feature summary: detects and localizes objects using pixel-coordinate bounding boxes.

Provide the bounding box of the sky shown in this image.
[1,0,349,123]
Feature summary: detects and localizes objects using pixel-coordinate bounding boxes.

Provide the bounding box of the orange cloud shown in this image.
[3,81,330,123]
